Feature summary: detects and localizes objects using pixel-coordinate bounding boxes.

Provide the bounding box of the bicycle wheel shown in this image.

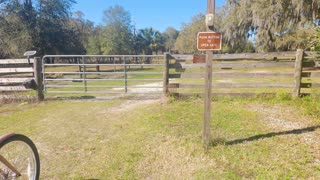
[0,134,40,180]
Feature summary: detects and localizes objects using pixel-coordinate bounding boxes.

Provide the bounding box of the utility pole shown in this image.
[203,0,215,149]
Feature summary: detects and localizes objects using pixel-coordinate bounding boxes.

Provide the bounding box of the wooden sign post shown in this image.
[203,0,215,149]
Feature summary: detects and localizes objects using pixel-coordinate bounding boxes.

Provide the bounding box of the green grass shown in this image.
[0,96,320,179]
[2,60,320,178]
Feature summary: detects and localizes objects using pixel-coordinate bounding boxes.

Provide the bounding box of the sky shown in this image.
[73,0,225,32]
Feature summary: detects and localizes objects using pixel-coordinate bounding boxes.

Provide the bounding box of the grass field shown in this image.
[0,95,320,179]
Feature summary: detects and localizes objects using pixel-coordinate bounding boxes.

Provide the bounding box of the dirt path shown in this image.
[246,103,320,167]
[82,82,165,111]
[247,104,314,130]
[247,103,319,142]
[108,98,162,112]
[114,82,163,93]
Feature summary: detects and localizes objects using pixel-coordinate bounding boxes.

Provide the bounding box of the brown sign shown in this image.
[193,54,206,64]
[197,32,222,51]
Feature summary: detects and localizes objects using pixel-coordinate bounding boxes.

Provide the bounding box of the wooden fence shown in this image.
[0,58,44,101]
[1,50,319,101]
[163,50,320,98]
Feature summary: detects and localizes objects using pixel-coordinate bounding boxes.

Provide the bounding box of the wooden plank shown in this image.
[213,62,295,68]
[213,83,293,88]
[213,72,294,78]
[0,78,33,87]
[303,67,320,71]
[311,83,320,88]
[0,95,34,100]
[169,62,295,69]
[0,68,34,74]
[0,59,34,64]
[214,83,293,88]
[172,92,280,98]
[211,51,296,60]
[0,64,33,68]
[169,83,293,89]
[169,51,315,61]
[169,72,294,79]
[212,92,281,97]
[0,86,28,91]
[0,74,34,78]
[0,78,32,83]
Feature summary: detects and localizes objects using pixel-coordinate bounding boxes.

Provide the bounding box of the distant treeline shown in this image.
[1,0,320,58]
[0,1,179,58]
[176,0,320,54]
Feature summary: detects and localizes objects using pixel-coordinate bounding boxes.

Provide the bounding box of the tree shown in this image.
[222,0,320,52]
[36,0,80,55]
[100,5,133,55]
[0,0,33,58]
[87,26,103,55]
[136,27,165,55]
[136,28,154,55]
[174,14,206,54]
[69,11,95,52]
[0,0,106,58]
[162,27,179,52]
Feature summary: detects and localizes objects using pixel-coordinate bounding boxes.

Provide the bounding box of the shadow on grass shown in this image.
[211,125,320,147]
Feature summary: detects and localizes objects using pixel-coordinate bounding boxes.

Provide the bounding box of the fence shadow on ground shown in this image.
[211,125,320,147]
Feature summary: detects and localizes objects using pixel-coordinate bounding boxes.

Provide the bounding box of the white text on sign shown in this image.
[197,32,222,51]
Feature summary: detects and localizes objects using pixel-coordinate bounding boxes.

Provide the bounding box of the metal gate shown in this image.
[41,55,165,97]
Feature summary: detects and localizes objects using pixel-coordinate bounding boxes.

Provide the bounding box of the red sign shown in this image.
[193,54,206,64]
[197,32,222,51]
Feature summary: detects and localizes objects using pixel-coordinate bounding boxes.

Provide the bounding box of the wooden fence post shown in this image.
[292,49,304,98]
[34,57,44,101]
[163,53,170,95]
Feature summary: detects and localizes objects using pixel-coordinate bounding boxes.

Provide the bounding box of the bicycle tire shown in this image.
[0,134,40,180]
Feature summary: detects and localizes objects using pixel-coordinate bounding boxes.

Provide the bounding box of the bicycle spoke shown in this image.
[0,134,40,180]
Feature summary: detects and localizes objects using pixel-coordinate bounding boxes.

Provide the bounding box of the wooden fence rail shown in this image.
[164,49,320,98]
[0,58,44,101]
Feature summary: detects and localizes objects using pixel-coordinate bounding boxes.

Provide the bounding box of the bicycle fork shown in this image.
[0,155,21,177]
